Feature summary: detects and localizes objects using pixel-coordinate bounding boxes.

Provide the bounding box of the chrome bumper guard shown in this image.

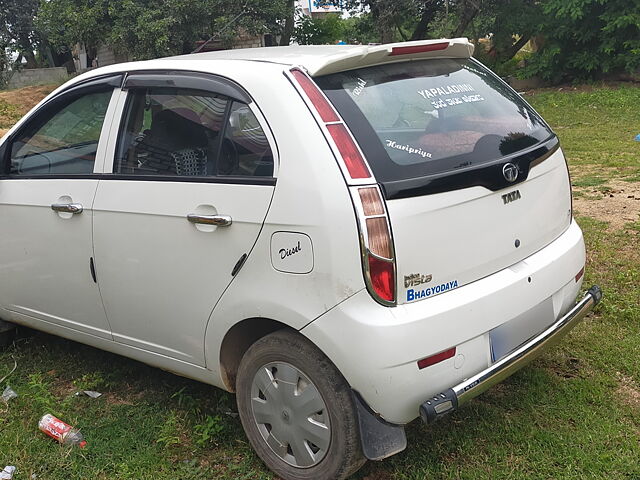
[420,285,603,424]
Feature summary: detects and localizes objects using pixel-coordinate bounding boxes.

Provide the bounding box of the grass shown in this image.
[1,83,639,479]
[526,84,640,179]
[0,98,21,131]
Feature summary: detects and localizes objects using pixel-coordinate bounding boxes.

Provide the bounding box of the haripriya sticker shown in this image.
[385,140,432,159]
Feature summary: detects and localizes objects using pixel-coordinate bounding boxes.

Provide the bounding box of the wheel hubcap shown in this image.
[250,362,331,468]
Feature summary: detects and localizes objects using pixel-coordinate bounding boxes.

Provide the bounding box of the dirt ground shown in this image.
[616,372,640,409]
[0,84,56,113]
[0,84,56,137]
[573,179,640,231]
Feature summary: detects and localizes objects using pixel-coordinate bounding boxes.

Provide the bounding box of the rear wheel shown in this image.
[236,330,366,480]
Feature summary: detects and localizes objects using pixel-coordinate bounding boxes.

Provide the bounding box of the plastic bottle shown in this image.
[38,414,87,448]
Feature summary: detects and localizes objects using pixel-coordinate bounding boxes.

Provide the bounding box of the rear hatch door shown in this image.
[317,58,572,304]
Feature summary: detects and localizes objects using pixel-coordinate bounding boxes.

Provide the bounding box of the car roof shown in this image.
[43,38,474,105]
[171,38,474,76]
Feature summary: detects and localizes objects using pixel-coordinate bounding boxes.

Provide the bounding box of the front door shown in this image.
[93,75,276,365]
[0,84,118,338]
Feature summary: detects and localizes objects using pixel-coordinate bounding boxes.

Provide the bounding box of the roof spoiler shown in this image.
[309,38,474,77]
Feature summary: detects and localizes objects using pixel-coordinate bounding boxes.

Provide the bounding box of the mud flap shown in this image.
[352,391,407,461]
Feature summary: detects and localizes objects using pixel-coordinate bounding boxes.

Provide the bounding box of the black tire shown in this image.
[236,330,366,480]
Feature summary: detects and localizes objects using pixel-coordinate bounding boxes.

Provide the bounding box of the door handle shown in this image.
[187,214,232,227]
[51,203,83,214]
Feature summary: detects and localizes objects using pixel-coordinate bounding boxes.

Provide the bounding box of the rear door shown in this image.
[0,78,119,337]
[93,72,276,365]
[317,58,572,305]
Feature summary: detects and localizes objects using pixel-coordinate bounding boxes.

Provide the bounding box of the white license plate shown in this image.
[490,298,555,362]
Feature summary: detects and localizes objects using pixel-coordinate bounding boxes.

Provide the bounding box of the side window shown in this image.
[218,102,273,177]
[9,90,112,175]
[115,88,229,176]
[115,88,274,178]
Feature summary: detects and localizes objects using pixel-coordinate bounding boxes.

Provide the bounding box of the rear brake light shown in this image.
[390,42,449,56]
[326,123,371,179]
[290,69,339,123]
[417,347,456,369]
[352,186,396,305]
[368,256,394,302]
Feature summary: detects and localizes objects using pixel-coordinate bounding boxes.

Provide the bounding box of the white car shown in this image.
[0,38,601,479]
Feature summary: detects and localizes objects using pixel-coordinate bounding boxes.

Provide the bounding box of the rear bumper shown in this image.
[420,285,602,424]
[302,220,591,424]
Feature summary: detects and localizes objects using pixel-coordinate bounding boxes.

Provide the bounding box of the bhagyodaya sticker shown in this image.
[385,140,432,158]
[406,280,459,302]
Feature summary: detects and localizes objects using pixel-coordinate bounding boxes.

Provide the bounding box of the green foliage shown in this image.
[293,14,346,45]
[156,410,183,448]
[37,0,294,61]
[72,371,108,391]
[522,0,640,82]
[171,386,202,415]
[0,0,42,67]
[193,414,225,447]
[0,99,19,128]
[341,15,380,45]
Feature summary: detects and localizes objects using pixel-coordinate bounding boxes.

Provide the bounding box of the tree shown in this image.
[37,0,294,61]
[37,0,111,60]
[522,0,640,81]
[410,0,447,40]
[279,0,295,46]
[344,0,417,43]
[465,0,544,71]
[0,0,42,67]
[293,14,351,45]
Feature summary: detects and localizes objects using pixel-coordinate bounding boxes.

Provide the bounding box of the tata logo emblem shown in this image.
[502,189,522,205]
[502,163,519,182]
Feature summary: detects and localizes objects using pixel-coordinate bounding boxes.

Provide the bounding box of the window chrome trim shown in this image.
[0,173,276,186]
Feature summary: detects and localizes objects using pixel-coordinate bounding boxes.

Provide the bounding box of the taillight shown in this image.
[288,67,372,181]
[353,186,396,305]
[288,68,392,303]
[365,218,392,258]
[368,256,395,302]
[326,124,371,179]
[290,69,339,123]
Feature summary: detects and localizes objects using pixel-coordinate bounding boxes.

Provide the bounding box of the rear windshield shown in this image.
[316,58,553,184]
